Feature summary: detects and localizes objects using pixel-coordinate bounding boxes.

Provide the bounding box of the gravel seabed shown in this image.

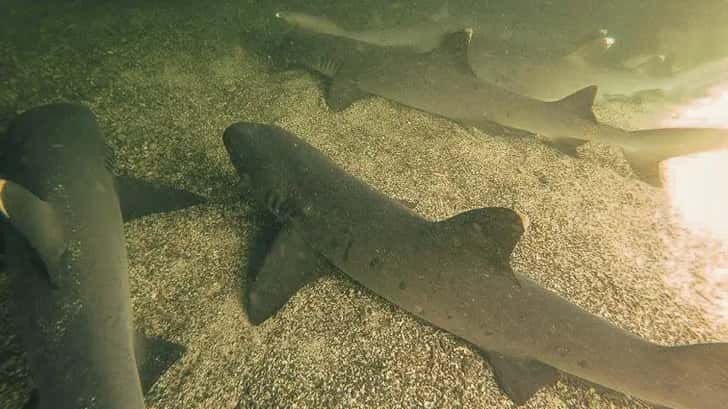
[0,1,726,408]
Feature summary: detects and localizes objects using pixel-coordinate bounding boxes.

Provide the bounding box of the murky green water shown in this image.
[1,1,727,408]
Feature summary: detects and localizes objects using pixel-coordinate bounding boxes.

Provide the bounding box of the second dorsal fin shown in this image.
[554,85,598,122]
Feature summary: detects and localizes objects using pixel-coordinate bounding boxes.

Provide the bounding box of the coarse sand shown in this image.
[0,1,725,408]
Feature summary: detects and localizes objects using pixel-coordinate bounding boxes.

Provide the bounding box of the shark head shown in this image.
[3,103,109,192]
[223,122,305,219]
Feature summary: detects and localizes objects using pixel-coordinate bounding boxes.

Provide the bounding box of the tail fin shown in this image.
[623,127,728,187]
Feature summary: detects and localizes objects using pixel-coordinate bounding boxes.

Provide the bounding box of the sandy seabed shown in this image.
[0,1,726,408]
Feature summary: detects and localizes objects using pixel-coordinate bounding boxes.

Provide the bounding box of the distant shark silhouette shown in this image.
[277,28,728,187]
[0,103,205,409]
[224,122,728,409]
[467,37,728,103]
[275,10,607,59]
[275,8,469,53]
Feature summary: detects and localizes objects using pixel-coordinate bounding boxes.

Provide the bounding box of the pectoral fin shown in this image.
[485,351,559,405]
[327,75,368,112]
[115,175,206,222]
[547,137,588,157]
[0,178,66,285]
[134,331,186,394]
[245,223,323,324]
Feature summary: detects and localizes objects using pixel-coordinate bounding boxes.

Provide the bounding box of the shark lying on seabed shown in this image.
[276,27,728,187]
[275,8,470,53]
[276,9,608,58]
[275,11,727,103]
[0,103,206,409]
[467,34,728,103]
[224,122,728,409]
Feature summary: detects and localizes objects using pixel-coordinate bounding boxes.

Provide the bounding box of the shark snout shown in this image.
[223,122,266,159]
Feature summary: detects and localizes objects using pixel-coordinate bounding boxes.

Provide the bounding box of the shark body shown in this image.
[467,42,728,103]
[277,28,728,186]
[275,10,606,58]
[275,9,469,53]
[0,103,205,409]
[275,10,728,103]
[224,122,728,409]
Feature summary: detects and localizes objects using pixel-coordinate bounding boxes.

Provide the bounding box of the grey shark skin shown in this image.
[276,10,606,58]
[277,28,728,187]
[467,41,728,103]
[0,103,205,409]
[224,122,728,409]
[275,9,470,52]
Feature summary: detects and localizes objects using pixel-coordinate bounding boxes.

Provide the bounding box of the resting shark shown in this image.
[0,103,206,409]
[467,37,728,103]
[276,28,728,187]
[276,10,607,58]
[224,122,728,409]
[275,8,470,53]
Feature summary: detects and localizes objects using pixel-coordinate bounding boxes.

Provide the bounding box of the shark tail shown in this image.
[666,342,728,402]
[624,127,728,187]
[667,342,728,362]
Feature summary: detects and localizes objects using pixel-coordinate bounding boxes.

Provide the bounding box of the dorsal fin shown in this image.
[431,29,476,76]
[433,207,525,283]
[554,85,598,122]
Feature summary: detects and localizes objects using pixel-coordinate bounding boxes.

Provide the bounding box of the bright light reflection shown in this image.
[663,150,728,240]
[663,85,728,128]
[660,82,728,329]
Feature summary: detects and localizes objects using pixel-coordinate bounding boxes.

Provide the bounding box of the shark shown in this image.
[224,122,728,409]
[276,28,728,187]
[0,103,206,409]
[466,36,728,103]
[275,9,607,58]
[274,8,470,53]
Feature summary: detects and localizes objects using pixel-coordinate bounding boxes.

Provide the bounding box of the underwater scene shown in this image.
[0,0,727,408]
